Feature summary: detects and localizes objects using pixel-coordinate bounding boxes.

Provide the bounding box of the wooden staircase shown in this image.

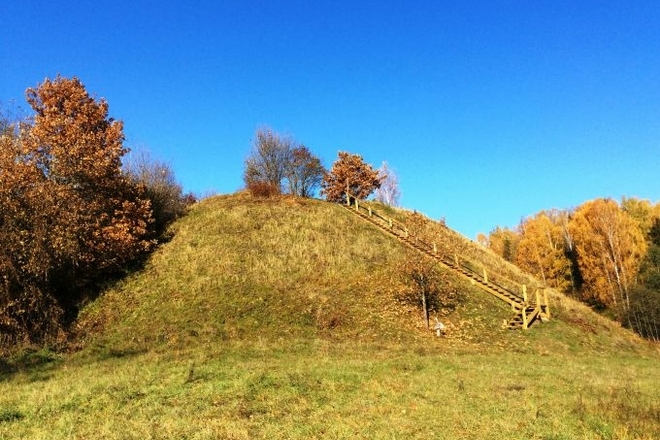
[342,194,550,330]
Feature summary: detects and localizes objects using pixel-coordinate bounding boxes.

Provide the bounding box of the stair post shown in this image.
[482,268,488,284]
[534,288,542,319]
[543,288,551,318]
[521,284,529,329]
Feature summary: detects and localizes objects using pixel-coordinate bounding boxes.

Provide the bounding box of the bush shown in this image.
[246,179,281,198]
[123,150,190,238]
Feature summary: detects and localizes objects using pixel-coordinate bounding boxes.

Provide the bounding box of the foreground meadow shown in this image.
[1,338,658,440]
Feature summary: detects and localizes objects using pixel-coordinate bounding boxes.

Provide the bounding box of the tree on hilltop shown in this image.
[243,127,324,198]
[244,127,293,196]
[321,151,381,203]
[286,145,325,197]
[374,161,401,207]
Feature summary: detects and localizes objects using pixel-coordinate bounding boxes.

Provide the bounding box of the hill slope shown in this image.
[76,193,648,354]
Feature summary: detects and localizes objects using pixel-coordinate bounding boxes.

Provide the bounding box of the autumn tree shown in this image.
[621,197,660,238]
[486,226,520,263]
[24,76,154,270]
[0,112,64,343]
[0,76,154,345]
[396,252,458,329]
[568,198,646,312]
[374,161,401,206]
[515,210,574,292]
[321,151,381,203]
[285,145,325,197]
[624,218,660,340]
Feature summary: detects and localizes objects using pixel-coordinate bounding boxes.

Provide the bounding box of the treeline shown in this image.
[480,198,660,340]
[0,76,192,348]
[242,126,400,207]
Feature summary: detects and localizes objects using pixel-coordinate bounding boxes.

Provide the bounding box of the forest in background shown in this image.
[480,197,660,340]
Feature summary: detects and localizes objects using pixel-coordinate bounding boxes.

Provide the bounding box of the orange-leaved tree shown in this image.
[24,76,154,272]
[321,151,381,203]
[0,76,154,346]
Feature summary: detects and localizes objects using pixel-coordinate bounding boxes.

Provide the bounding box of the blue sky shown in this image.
[2,1,659,239]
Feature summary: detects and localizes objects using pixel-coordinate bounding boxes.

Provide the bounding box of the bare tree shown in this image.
[285,145,325,197]
[244,127,294,196]
[374,161,401,206]
[123,149,192,237]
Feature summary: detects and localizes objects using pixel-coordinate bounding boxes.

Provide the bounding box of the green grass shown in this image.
[1,193,658,439]
[1,341,658,439]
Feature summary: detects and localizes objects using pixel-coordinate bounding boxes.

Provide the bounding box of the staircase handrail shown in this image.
[345,193,536,303]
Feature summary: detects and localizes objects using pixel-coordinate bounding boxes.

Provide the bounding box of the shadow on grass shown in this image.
[0,348,60,382]
[1,344,147,384]
[90,346,147,362]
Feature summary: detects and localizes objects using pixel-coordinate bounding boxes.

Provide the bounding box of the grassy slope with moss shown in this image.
[1,193,658,439]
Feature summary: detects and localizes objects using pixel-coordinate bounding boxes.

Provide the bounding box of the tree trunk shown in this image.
[422,291,429,329]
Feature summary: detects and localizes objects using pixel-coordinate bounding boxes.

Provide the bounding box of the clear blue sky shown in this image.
[2,1,659,239]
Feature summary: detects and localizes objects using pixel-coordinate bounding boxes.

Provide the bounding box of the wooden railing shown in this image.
[344,193,550,329]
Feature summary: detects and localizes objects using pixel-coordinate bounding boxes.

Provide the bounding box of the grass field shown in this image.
[1,339,658,439]
[1,193,658,439]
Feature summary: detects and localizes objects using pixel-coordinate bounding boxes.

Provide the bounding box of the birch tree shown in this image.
[374,161,401,206]
[569,198,646,311]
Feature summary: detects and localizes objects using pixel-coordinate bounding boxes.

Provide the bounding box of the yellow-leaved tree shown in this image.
[515,210,574,292]
[569,198,646,312]
[485,226,520,263]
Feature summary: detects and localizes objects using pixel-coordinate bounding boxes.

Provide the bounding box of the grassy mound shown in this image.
[73,193,653,354]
